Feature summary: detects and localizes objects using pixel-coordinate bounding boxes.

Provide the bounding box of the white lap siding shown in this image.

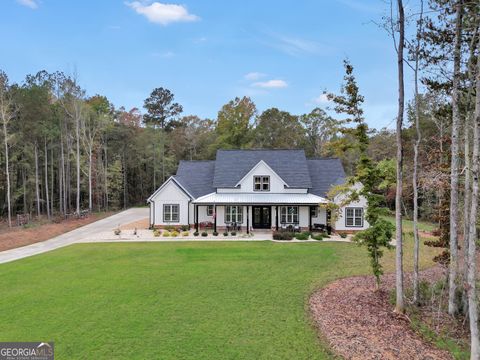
[151,180,190,226]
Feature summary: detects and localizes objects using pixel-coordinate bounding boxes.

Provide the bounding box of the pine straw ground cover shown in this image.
[0,211,115,251]
[0,236,438,359]
[309,267,453,360]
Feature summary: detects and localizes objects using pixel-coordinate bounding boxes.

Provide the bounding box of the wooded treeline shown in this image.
[0,70,358,223]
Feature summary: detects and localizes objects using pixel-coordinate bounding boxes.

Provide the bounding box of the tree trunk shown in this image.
[104,137,108,211]
[44,138,50,219]
[22,168,27,213]
[463,116,471,279]
[60,133,66,215]
[395,0,405,314]
[59,149,63,215]
[88,148,92,212]
[153,139,156,190]
[50,146,54,216]
[466,32,480,360]
[75,115,80,215]
[2,113,11,227]
[448,0,463,316]
[123,151,127,209]
[34,143,40,217]
[412,0,423,304]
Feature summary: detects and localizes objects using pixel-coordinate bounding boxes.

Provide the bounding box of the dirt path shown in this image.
[309,268,453,360]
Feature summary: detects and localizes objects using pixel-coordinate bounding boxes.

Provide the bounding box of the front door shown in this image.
[252,206,271,229]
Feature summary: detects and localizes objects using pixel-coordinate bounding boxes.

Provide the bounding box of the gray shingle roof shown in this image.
[307,158,346,197]
[174,160,215,198]
[212,149,312,188]
[170,152,346,200]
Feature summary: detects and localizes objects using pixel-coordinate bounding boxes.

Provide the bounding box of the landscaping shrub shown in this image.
[340,233,347,239]
[114,228,121,236]
[201,231,208,237]
[180,225,189,231]
[213,231,218,236]
[162,231,171,237]
[171,231,179,237]
[230,231,237,236]
[164,225,176,232]
[193,231,199,237]
[295,232,310,240]
[223,231,228,236]
[312,234,323,241]
[153,229,161,237]
[182,231,189,236]
[272,231,294,240]
[323,234,330,239]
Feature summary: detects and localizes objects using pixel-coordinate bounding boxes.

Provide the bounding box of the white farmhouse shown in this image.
[147,149,369,234]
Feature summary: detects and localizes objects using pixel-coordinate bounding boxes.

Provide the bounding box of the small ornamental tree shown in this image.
[327,60,395,289]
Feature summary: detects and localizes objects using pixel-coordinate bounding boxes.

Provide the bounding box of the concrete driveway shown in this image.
[0,208,148,264]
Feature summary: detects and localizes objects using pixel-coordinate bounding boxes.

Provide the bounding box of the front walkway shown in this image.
[0,208,148,264]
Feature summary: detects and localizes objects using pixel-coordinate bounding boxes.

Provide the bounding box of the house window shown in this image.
[163,204,179,222]
[254,176,270,191]
[280,206,299,224]
[345,207,363,227]
[206,205,214,216]
[311,207,318,218]
[225,206,243,223]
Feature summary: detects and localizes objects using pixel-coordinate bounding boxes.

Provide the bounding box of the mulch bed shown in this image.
[309,267,454,360]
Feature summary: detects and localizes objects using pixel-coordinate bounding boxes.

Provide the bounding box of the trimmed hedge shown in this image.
[294,232,310,240]
[272,231,294,240]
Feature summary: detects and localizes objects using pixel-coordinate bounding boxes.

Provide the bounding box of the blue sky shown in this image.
[0,0,411,129]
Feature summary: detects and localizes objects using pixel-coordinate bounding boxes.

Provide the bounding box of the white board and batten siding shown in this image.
[217,160,307,194]
[150,180,190,226]
[333,182,369,231]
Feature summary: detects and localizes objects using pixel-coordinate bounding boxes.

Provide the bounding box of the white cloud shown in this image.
[244,72,265,81]
[16,0,38,9]
[126,1,199,26]
[252,79,288,89]
[314,93,330,104]
[265,33,334,57]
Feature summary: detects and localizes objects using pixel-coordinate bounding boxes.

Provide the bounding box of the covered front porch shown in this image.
[192,193,330,234]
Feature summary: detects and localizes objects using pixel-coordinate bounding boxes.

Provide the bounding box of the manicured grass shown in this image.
[0,238,439,359]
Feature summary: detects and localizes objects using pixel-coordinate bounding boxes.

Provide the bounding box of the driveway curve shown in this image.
[0,208,148,264]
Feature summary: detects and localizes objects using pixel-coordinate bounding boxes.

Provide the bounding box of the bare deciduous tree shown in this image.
[395,0,405,313]
[0,71,13,227]
[448,0,463,316]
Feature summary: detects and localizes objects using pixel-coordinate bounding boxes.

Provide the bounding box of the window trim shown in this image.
[163,204,180,222]
[225,205,243,224]
[206,205,214,216]
[345,207,364,228]
[253,175,270,192]
[280,206,299,224]
[311,206,318,218]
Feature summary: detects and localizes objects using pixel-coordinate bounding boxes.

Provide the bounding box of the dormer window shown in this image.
[254,176,270,191]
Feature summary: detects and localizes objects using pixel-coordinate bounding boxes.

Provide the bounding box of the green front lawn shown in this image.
[0,238,438,359]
